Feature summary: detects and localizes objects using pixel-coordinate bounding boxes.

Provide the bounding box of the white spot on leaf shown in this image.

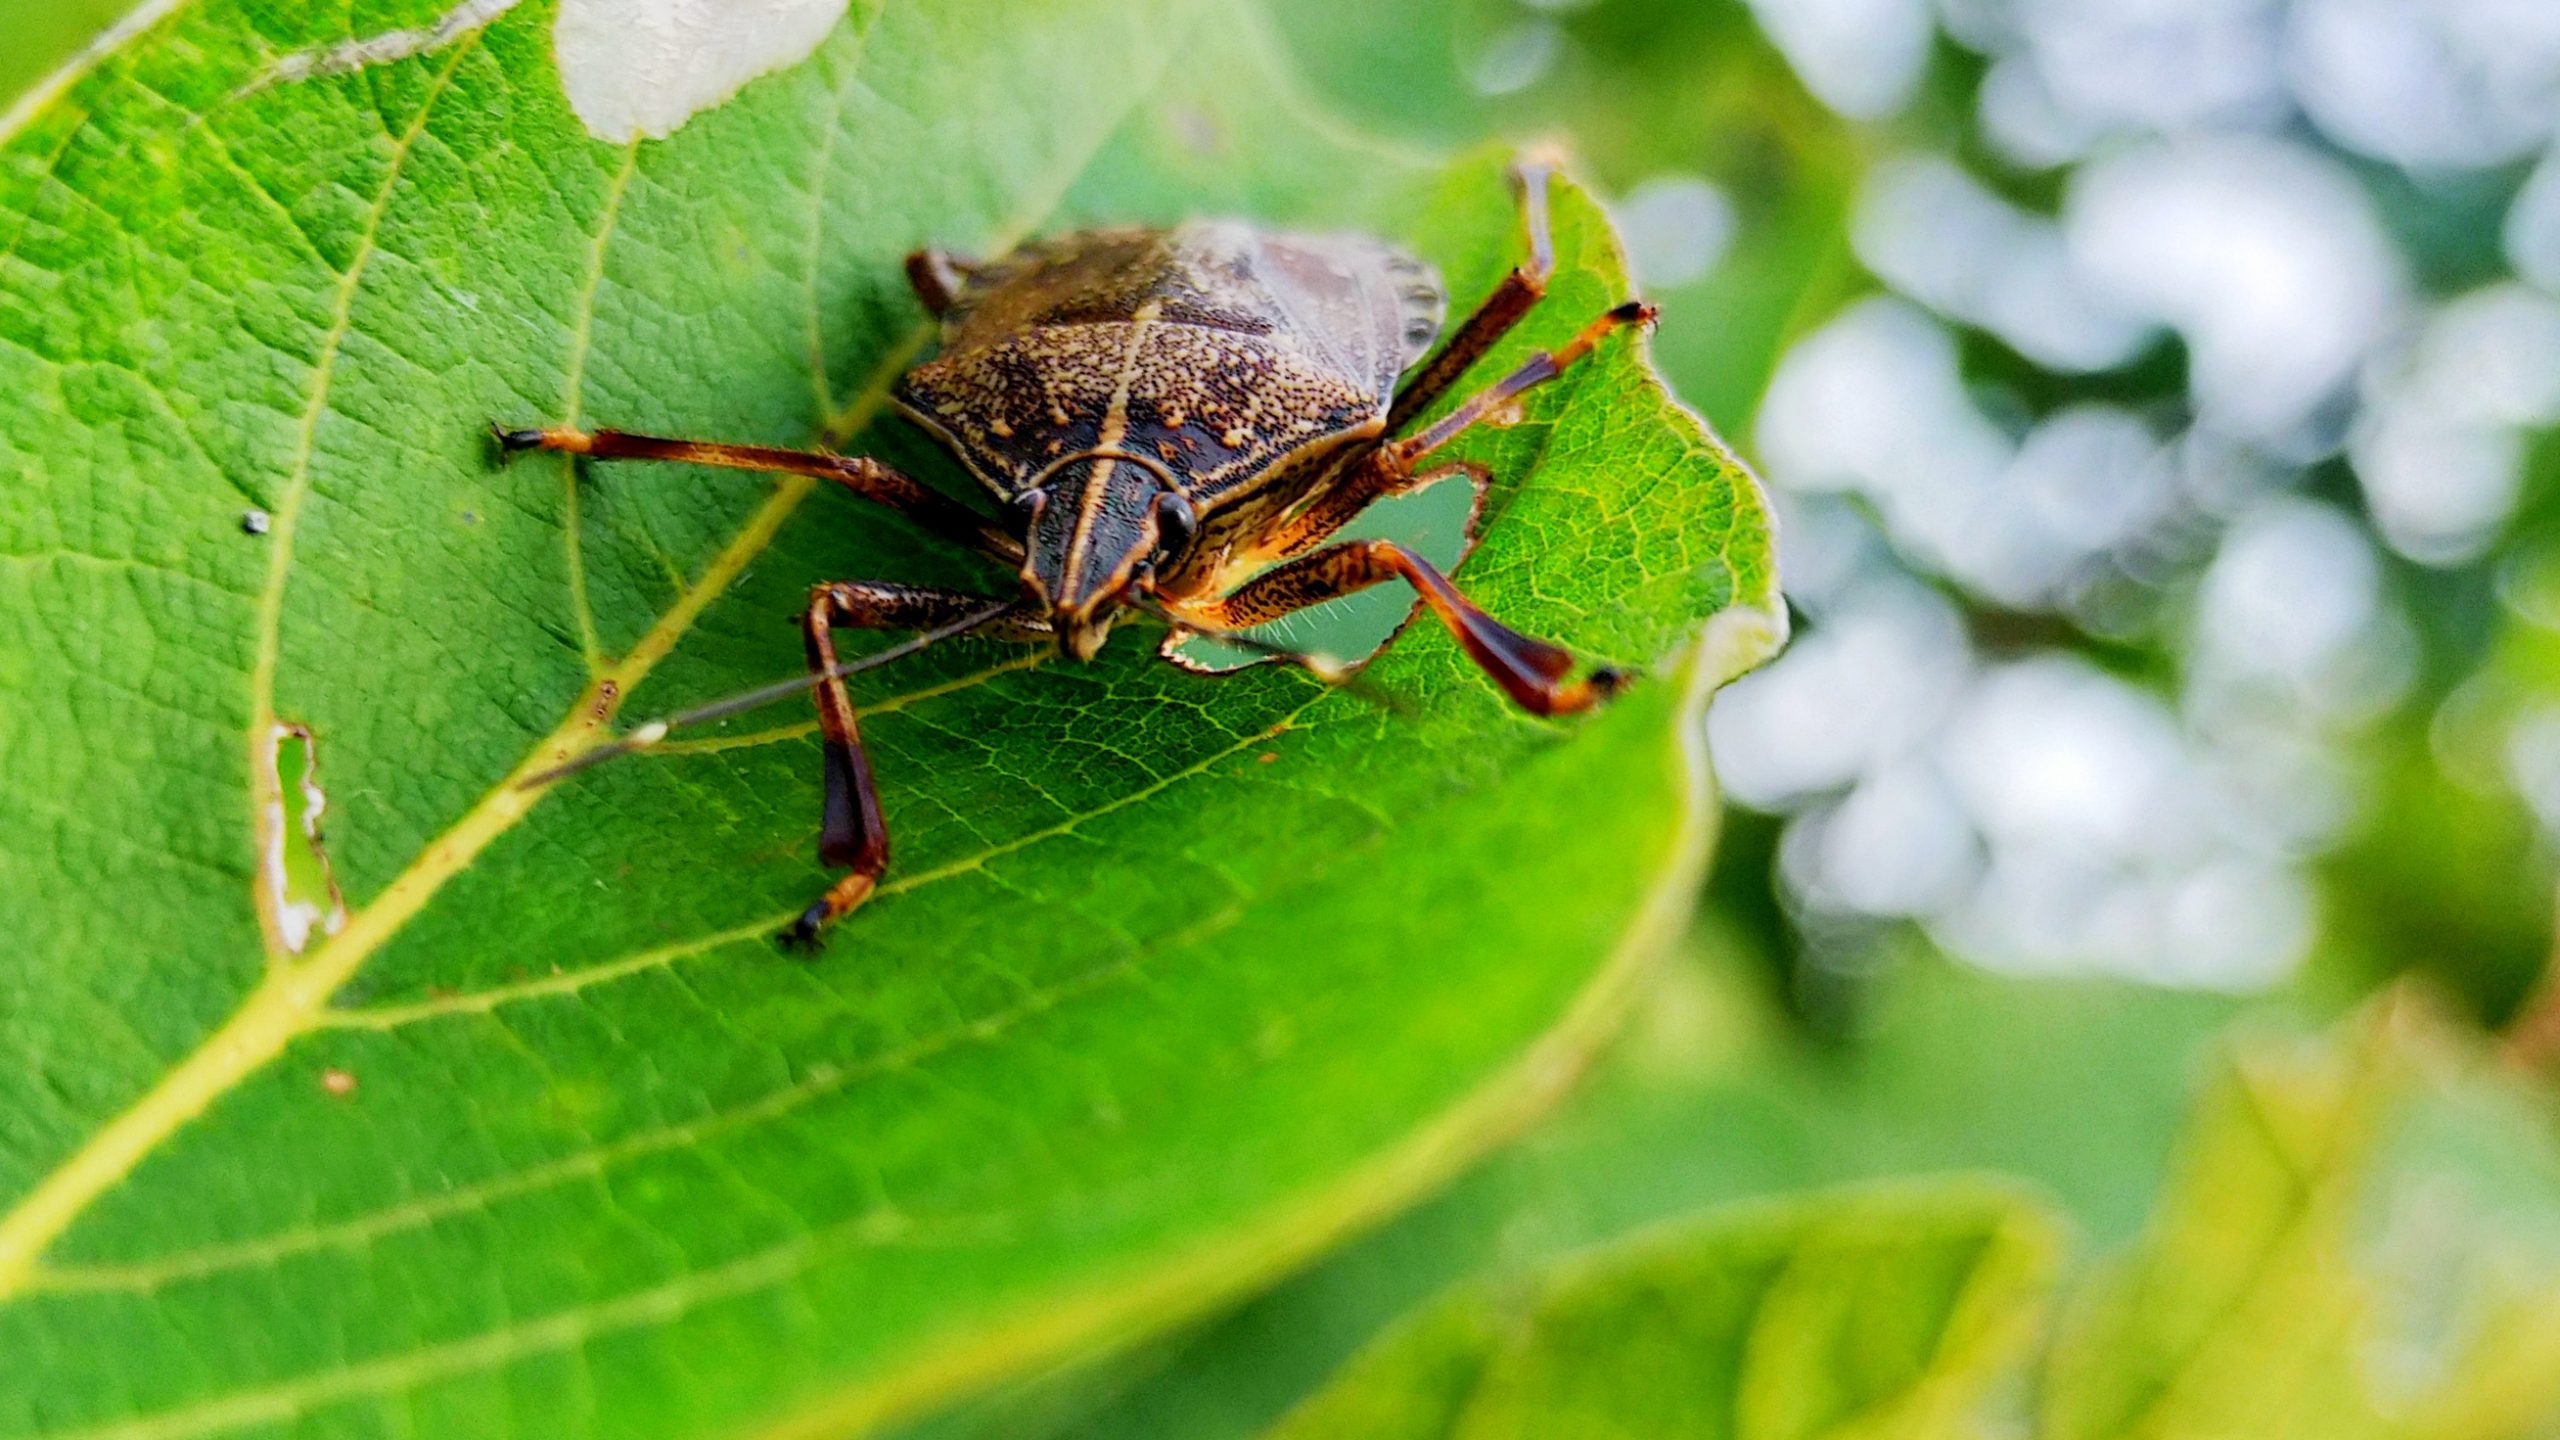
[248,0,523,94]
[553,0,851,142]
[259,723,347,957]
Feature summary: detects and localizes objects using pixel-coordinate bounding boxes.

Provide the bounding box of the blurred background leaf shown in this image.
[1263,1182,2058,1440]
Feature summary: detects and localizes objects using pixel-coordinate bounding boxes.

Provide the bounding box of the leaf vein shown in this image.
[0,23,1252,1303]
[556,139,643,679]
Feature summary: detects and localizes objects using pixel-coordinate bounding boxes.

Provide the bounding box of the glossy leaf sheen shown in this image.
[0,0,1778,1434]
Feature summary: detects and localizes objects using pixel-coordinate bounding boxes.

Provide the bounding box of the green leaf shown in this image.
[0,0,129,111]
[2039,1004,2560,1440]
[0,0,1778,1435]
[903,951,2238,1440]
[1260,1183,2060,1440]
[895,965,2560,1440]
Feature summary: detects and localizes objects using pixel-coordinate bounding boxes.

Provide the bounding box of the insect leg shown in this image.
[1253,458,1490,568]
[1173,540,1621,717]
[1383,300,1654,473]
[904,249,975,315]
[780,581,1045,951]
[785,585,888,950]
[494,425,1020,561]
[1386,157,1558,432]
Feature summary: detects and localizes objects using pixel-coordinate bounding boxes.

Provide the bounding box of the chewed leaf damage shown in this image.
[553,0,852,141]
[244,0,848,146]
[246,0,523,93]
[258,723,347,956]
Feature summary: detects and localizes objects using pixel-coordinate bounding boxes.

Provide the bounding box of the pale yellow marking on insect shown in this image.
[1057,298,1160,602]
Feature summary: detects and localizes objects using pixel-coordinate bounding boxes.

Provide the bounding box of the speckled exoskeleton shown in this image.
[500,161,1651,946]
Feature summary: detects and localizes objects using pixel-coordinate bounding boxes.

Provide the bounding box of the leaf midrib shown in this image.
[0,0,1192,1305]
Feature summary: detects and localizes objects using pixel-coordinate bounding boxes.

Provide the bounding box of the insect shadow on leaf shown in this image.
[497,158,1652,950]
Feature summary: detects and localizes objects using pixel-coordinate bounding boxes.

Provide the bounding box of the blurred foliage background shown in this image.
[1023,0,2560,1430]
[1263,0,2560,1031]
[11,0,2560,1432]
[983,0,2560,1428]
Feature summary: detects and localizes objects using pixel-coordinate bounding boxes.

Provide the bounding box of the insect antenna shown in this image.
[520,601,1013,789]
[1126,599,1408,715]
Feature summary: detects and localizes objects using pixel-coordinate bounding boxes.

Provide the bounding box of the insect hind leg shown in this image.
[1386,156,1559,431]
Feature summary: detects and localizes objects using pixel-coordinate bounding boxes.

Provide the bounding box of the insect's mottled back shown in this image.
[896,221,1445,505]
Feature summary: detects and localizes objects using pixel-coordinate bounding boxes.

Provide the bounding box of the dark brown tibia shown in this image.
[495,425,1019,560]
[784,584,892,949]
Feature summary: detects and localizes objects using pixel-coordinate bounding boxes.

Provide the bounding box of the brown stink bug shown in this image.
[499,160,1651,947]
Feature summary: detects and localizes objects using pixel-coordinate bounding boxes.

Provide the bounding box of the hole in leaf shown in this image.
[1171,468,1480,674]
[259,722,347,956]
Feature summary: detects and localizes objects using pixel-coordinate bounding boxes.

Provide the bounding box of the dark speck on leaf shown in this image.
[240,508,270,535]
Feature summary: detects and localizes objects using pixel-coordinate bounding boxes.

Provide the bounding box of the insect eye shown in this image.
[1153,491,1198,559]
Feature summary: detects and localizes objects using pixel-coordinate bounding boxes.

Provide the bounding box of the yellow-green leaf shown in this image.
[0,0,1779,1434]
[2041,1004,2560,1440]
[1264,1184,2060,1440]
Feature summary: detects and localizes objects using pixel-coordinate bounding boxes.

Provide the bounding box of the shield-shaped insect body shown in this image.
[500,160,1651,946]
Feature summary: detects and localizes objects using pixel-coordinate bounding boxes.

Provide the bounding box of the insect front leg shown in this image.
[1171,539,1621,717]
[782,581,1046,950]
[904,249,976,315]
[493,424,1020,561]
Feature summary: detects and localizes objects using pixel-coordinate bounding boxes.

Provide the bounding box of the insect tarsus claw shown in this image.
[489,423,545,461]
[1588,665,1629,701]
[775,906,831,955]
